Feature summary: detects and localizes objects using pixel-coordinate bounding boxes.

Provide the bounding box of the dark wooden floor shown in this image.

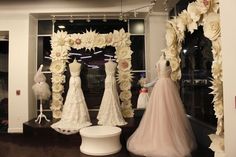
[0,133,213,157]
[0,117,215,157]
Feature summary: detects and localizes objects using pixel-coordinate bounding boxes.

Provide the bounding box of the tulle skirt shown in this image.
[32,82,51,100]
[127,77,197,157]
[137,92,149,109]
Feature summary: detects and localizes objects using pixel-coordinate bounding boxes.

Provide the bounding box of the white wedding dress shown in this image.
[51,61,91,135]
[97,60,127,126]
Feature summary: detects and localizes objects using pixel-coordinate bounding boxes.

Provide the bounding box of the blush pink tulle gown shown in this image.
[127,60,197,157]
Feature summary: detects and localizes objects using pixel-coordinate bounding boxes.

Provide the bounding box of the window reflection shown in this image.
[180,26,216,126]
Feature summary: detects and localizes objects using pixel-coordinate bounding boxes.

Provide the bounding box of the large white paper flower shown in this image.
[70,33,84,50]
[52,93,63,101]
[50,60,66,74]
[52,74,66,83]
[82,30,97,51]
[53,110,62,119]
[196,0,219,14]
[212,61,222,78]
[112,29,131,47]
[168,19,185,42]
[50,47,69,61]
[120,81,132,90]
[117,71,133,83]
[94,34,106,48]
[121,107,134,118]
[105,33,114,46]
[120,90,132,101]
[187,2,201,22]
[117,59,131,71]
[51,31,71,51]
[170,57,181,72]
[203,13,221,41]
[166,24,177,47]
[50,100,63,110]
[209,134,224,152]
[115,46,133,60]
[52,83,64,93]
[121,100,132,108]
[176,11,189,33]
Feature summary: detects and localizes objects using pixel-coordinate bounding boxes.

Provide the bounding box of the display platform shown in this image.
[23,110,144,137]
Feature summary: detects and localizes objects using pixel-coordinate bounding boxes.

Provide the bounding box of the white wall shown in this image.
[0,13,31,133]
[220,1,236,157]
[145,12,168,81]
[28,15,38,120]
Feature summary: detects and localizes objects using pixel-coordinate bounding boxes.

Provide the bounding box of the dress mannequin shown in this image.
[97,58,127,126]
[127,53,196,157]
[32,64,51,124]
[51,59,91,135]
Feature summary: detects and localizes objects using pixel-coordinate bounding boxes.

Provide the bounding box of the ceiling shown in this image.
[0,0,179,12]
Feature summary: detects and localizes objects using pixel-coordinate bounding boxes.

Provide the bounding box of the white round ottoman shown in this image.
[80,125,122,156]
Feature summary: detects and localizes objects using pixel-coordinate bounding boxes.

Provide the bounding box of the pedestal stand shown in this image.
[35,99,50,124]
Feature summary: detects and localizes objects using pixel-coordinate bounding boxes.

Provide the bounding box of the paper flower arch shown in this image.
[50,29,134,119]
[163,0,223,154]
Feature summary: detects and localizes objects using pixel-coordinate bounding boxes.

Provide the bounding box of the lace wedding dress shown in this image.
[97,60,127,126]
[127,58,197,157]
[51,60,91,135]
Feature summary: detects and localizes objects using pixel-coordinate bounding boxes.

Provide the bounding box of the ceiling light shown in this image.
[52,16,56,24]
[58,25,65,29]
[86,15,91,23]
[69,16,74,23]
[119,13,123,21]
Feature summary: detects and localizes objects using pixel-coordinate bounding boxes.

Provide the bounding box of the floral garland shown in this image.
[163,0,224,154]
[49,29,134,119]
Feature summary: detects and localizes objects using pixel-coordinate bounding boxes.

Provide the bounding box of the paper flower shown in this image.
[121,107,134,118]
[53,110,62,119]
[203,13,221,41]
[196,0,219,14]
[50,60,66,74]
[50,100,63,110]
[165,24,177,47]
[50,47,69,61]
[70,33,84,50]
[187,2,201,22]
[209,134,224,152]
[170,57,181,72]
[105,33,113,45]
[52,83,64,93]
[120,90,132,101]
[117,71,133,83]
[52,93,63,101]
[117,59,131,71]
[51,31,71,51]
[82,30,97,51]
[112,29,131,47]
[120,81,132,90]
[94,34,106,48]
[121,100,132,108]
[212,61,222,78]
[115,46,133,60]
[51,74,66,83]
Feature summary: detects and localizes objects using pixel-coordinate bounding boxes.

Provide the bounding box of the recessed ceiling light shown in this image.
[58,25,65,29]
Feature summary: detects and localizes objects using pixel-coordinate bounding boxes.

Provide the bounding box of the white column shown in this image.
[145,12,168,82]
[220,0,236,157]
